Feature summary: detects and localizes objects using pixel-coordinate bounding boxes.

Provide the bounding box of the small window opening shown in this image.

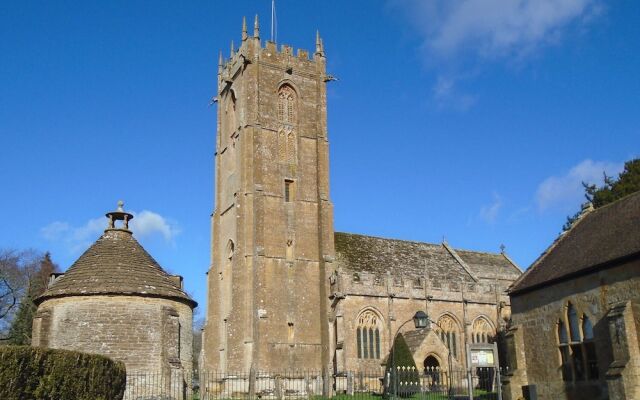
[284,179,294,202]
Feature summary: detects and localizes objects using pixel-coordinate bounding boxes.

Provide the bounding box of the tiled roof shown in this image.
[36,229,196,307]
[510,191,640,295]
[455,250,521,280]
[334,232,518,283]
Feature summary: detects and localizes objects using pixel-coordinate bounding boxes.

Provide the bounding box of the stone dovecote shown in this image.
[32,202,197,377]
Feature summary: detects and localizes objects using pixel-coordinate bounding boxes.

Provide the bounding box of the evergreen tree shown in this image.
[7,253,57,345]
[384,334,420,398]
[563,158,640,231]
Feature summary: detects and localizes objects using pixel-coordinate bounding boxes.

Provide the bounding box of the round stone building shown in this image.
[32,202,197,381]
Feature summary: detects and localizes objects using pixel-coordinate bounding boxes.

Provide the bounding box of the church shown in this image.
[200,17,522,375]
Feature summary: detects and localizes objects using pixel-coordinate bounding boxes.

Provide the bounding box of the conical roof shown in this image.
[36,203,196,308]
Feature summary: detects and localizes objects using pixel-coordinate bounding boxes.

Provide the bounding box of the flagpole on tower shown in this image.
[271,0,277,43]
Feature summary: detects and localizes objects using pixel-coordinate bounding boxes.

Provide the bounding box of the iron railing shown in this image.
[124,367,502,400]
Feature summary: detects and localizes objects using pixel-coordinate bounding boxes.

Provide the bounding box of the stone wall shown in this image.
[331,271,512,372]
[507,259,640,400]
[33,295,193,375]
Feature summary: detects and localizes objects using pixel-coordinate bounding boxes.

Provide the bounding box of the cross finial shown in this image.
[500,244,506,254]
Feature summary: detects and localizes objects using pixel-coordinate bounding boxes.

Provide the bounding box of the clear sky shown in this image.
[1,1,638,317]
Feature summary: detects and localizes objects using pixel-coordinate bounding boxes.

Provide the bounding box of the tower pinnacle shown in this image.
[254,14,260,38]
[242,16,248,41]
[315,30,324,56]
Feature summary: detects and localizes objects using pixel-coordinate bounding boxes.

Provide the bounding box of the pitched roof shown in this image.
[334,232,519,283]
[334,232,474,282]
[455,250,521,281]
[36,229,196,307]
[510,191,640,295]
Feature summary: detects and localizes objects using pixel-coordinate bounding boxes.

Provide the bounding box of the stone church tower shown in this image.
[201,17,335,373]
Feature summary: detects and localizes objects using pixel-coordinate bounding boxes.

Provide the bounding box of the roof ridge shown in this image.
[334,231,441,247]
[510,191,640,294]
[454,247,504,257]
[510,200,592,292]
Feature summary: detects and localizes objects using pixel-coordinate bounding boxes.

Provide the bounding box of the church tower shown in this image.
[202,17,335,372]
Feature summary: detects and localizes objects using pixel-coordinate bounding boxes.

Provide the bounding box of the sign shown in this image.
[470,349,494,366]
[466,343,499,368]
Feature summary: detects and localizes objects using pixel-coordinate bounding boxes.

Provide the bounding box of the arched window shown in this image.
[277,126,296,164]
[277,85,297,124]
[436,315,459,358]
[356,310,382,359]
[226,240,235,260]
[225,91,237,136]
[557,303,599,382]
[471,317,494,344]
[568,303,581,342]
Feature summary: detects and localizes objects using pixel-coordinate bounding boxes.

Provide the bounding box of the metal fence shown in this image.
[124,367,502,400]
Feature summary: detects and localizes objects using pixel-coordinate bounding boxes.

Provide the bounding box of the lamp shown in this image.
[413,311,428,329]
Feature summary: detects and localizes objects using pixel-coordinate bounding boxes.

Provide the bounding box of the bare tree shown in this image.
[1,251,25,327]
[0,249,55,342]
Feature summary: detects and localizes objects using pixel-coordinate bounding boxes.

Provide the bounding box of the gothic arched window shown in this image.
[225,91,237,136]
[471,317,494,344]
[436,315,459,358]
[557,303,599,382]
[356,310,382,359]
[277,85,297,124]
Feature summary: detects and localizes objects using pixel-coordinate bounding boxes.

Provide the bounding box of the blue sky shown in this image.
[1,1,638,317]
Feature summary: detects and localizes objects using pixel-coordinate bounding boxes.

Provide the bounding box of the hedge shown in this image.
[0,345,126,400]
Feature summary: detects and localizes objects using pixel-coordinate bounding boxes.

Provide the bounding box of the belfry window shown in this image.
[277,85,297,124]
[557,303,599,382]
[356,310,382,359]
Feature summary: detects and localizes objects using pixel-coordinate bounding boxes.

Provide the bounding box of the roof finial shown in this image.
[500,244,506,254]
[242,16,248,41]
[254,14,260,38]
[105,200,134,232]
[230,40,235,57]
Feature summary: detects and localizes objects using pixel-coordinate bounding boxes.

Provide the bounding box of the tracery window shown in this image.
[471,317,494,344]
[436,315,459,358]
[557,303,599,382]
[277,85,297,124]
[356,310,382,359]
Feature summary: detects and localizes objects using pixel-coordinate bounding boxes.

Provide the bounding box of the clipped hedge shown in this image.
[383,335,421,398]
[0,345,126,400]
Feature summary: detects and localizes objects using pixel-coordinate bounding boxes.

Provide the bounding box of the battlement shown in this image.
[330,269,511,304]
[218,15,325,78]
